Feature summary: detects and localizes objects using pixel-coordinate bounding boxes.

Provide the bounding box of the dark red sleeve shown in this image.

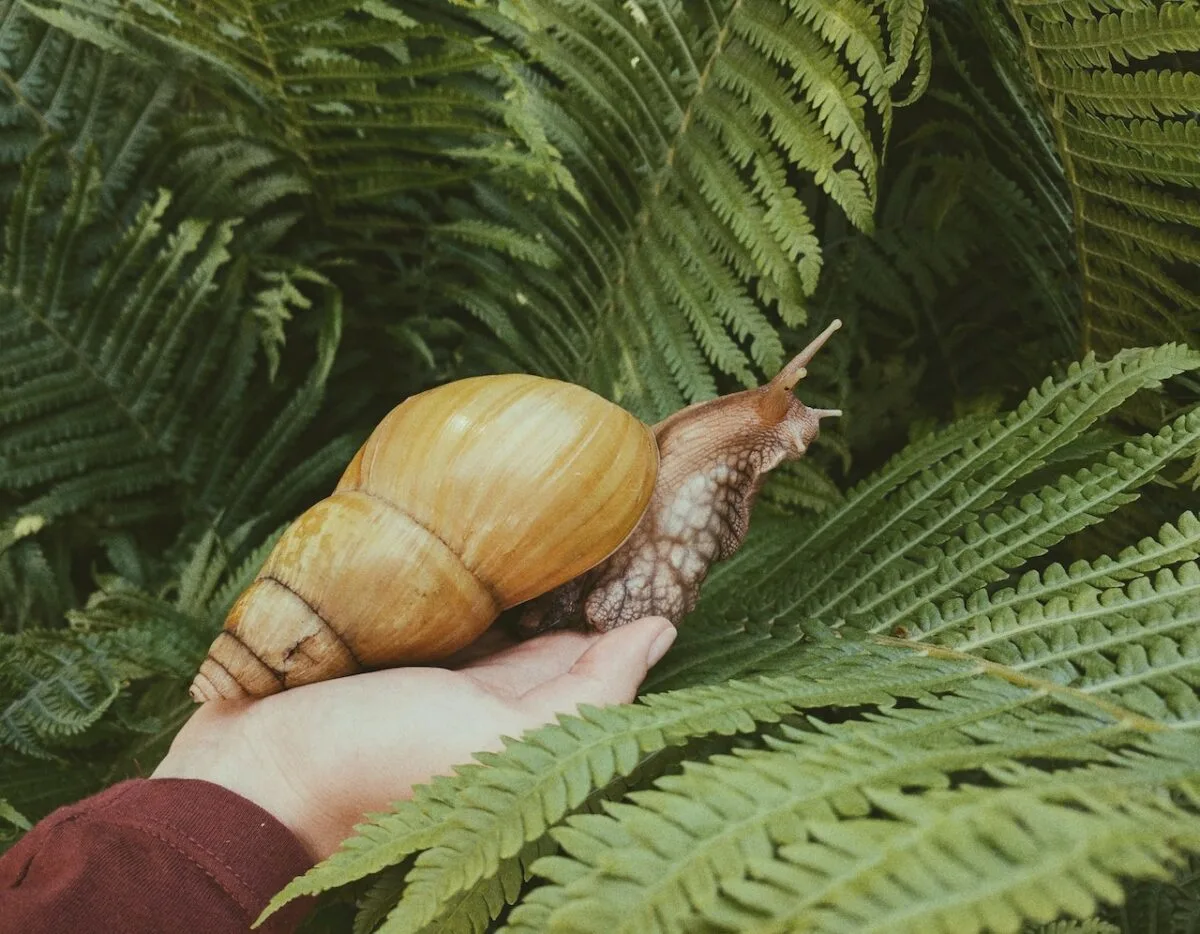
[0,778,316,933]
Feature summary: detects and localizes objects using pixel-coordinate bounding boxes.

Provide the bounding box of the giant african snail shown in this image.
[189,320,842,702]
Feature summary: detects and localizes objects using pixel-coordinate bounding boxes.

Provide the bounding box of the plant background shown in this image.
[2,0,1200,932]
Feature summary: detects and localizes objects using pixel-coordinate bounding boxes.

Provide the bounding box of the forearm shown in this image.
[0,778,315,933]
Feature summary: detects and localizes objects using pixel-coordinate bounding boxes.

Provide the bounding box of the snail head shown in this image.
[757,318,843,455]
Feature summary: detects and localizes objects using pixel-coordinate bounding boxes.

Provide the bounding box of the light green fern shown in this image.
[510,700,1196,934]
[262,641,986,930]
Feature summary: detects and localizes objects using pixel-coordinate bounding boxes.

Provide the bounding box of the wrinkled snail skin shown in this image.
[518,319,843,635]
[189,375,659,702]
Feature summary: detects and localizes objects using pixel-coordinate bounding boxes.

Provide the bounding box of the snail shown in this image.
[189,319,842,702]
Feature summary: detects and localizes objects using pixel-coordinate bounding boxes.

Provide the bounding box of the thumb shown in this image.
[521,616,677,719]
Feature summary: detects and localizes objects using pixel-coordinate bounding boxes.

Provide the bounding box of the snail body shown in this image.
[519,319,842,634]
[189,321,841,702]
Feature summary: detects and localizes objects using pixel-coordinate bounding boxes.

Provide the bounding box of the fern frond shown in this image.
[1,144,237,525]
[0,138,348,550]
[853,405,1200,633]
[498,857,579,934]
[23,0,569,223]
[0,521,295,769]
[885,0,928,84]
[0,529,75,631]
[708,777,1198,933]
[408,837,554,934]
[913,559,1200,725]
[437,0,932,415]
[646,344,1200,690]
[262,641,987,929]
[789,347,1200,623]
[916,510,1200,643]
[0,0,173,183]
[0,798,29,831]
[0,630,125,757]
[527,693,1200,934]
[919,11,1081,353]
[994,0,1200,351]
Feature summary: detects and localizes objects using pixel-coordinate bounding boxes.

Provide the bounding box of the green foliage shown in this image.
[4,0,1200,931]
[0,0,177,194]
[0,797,30,831]
[1,143,242,528]
[0,138,350,635]
[21,0,571,217]
[1106,854,1200,933]
[422,0,934,415]
[0,527,277,760]
[987,0,1200,355]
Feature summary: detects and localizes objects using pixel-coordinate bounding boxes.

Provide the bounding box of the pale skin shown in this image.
[152,615,677,861]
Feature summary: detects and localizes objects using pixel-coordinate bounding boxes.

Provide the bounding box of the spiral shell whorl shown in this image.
[190,374,658,702]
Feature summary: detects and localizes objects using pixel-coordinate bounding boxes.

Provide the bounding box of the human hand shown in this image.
[151,616,677,861]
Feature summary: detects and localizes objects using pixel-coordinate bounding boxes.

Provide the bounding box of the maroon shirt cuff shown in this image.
[0,778,315,933]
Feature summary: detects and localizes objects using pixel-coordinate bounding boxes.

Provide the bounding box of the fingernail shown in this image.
[645,624,677,667]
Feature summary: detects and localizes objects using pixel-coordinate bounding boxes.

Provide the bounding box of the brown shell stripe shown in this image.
[351,488,505,612]
[258,574,367,674]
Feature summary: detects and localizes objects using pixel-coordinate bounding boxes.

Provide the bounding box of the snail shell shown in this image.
[189,374,658,702]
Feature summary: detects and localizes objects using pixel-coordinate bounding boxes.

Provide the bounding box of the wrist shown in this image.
[152,700,330,862]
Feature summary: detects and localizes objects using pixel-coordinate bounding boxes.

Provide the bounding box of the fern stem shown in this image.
[0,58,55,143]
[1003,2,1095,355]
[875,636,1167,732]
[233,0,311,172]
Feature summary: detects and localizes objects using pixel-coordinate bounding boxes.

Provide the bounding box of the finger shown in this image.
[461,629,598,696]
[520,616,676,719]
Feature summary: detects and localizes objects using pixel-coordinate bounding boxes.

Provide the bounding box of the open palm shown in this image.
[153,617,677,860]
